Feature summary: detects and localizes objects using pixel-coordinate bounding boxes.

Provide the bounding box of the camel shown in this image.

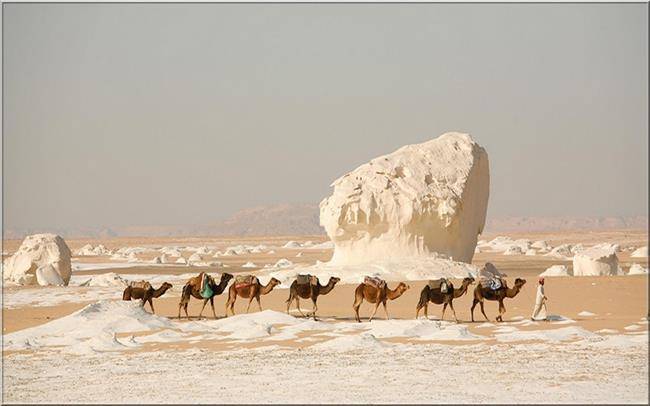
[177,272,233,319]
[225,276,281,316]
[353,280,410,322]
[122,282,173,314]
[471,278,527,322]
[415,277,475,322]
[285,276,340,320]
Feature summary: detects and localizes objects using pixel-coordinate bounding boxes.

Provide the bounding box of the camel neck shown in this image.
[319,280,335,294]
[260,281,276,295]
[453,283,470,298]
[386,286,405,300]
[506,286,521,298]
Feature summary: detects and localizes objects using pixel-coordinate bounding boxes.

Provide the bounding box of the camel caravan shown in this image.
[120,262,525,324]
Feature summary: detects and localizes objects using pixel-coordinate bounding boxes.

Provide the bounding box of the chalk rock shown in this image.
[540,265,570,277]
[2,234,72,286]
[572,247,622,276]
[531,240,550,251]
[503,246,523,256]
[320,132,489,265]
[525,249,537,256]
[631,246,648,258]
[545,244,573,260]
[188,253,203,263]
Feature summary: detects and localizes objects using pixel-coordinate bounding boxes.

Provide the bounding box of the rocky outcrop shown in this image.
[3,234,72,286]
[320,132,489,265]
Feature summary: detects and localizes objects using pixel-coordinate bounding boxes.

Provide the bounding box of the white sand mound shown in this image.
[592,242,621,252]
[176,257,188,264]
[545,244,573,260]
[628,263,648,275]
[631,246,648,258]
[571,244,585,255]
[151,256,162,264]
[188,253,203,263]
[78,272,129,287]
[503,246,523,256]
[540,265,571,277]
[531,240,551,250]
[309,241,334,250]
[573,247,622,276]
[311,334,387,351]
[242,262,258,268]
[4,300,173,352]
[578,311,596,317]
[283,241,302,249]
[3,233,72,286]
[525,249,537,256]
[320,132,489,265]
[76,244,111,256]
[267,257,478,286]
[274,258,293,268]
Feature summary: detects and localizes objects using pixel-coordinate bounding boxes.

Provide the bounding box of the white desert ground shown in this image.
[1,230,648,404]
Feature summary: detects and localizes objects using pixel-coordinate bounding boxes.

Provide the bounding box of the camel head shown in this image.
[269,277,281,287]
[395,282,410,293]
[220,273,234,284]
[329,276,341,285]
[160,282,173,291]
[462,277,475,287]
[514,278,527,288]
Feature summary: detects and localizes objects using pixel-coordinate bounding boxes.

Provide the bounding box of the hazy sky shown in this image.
[3,3,648,230]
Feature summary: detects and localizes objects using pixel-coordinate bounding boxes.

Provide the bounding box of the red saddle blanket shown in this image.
[363,276,385,289]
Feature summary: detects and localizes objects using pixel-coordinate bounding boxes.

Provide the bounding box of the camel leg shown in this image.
[424,303,429,320]
[246,296,254,313]
[311,299,318,321]
[471,299,478,322]
[382,301,389,320]
[286,293,293,314]
[449,301,459,323]
[441,303,448,321]
[256,296,262,312]
[228,295,236,316]
[183,303,189,319]
[295,298,306,317]
[479,300,489,322]
[198,299,209,319]
[368,302,380,322]
[210,297,217,319]
[415,304,421,320]
[497,300,505,322]
[149,299,155,314]
[353,297,363,323]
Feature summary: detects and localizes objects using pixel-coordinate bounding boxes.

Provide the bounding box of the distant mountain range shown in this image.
[3,204,647,239]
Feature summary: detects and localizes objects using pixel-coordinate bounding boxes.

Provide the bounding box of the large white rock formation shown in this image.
[2,234,72,286]
[319,132,489,265]
[572,247,622,276]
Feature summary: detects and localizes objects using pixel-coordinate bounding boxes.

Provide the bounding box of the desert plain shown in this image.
[1,229,648,403]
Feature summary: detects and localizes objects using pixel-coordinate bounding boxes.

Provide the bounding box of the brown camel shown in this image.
[471,278,527,322]
[225,276,281,316]
[177,272,234,319]
[285,276,340,320]
[415,277,475,322]
[122,282,173,314]
[353,281,410,322]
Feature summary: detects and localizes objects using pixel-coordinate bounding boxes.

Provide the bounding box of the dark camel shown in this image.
[122,282,173,314]
[415,277,475,322]
[353,281,410,322]
[177,272,233,319]
[471,278,527,322]
[225,277,281,316]
[285,276,340,320]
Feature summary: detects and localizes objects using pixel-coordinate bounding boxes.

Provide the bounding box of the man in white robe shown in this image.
[531,277,548,321]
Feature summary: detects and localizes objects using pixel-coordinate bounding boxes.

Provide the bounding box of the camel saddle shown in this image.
[234,275,258,289]
[363,276,386,290]
[296,274,318,286]
[480,277,504,291]
[129,280,151,290]
[428,278,449,293]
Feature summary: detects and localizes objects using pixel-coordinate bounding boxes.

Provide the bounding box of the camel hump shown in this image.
[129,280,151,290]
[428,278,449,292]
[363,276,385,289]
[296,274,317,286]
[234,274,257,288]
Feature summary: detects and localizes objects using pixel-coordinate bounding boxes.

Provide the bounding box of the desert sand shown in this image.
[2,230,648,403]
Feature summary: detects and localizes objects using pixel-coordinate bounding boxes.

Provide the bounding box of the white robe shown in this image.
[531,284,547,320]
